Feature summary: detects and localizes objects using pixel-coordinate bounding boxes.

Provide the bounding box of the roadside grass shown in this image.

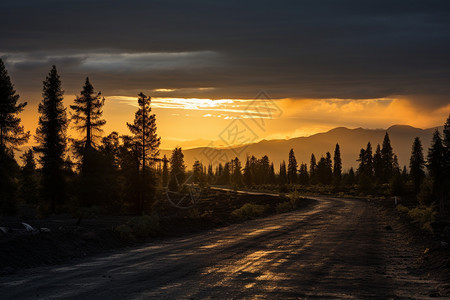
[231,203,269,220]
[115,213,159,241]
[396,204,437,233]
[276,191,308,213]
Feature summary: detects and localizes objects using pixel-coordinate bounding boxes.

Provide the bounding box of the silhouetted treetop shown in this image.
[70,77,105,150]
[0,58,29,152]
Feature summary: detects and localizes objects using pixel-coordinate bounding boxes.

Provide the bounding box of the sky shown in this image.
[1,0,449,149]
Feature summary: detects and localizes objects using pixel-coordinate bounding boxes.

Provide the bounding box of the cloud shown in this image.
[0,0,449,110]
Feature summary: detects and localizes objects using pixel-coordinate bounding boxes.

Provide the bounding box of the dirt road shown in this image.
[0,197,446,299]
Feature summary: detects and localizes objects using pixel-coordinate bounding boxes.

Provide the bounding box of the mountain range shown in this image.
[160,125,442,171]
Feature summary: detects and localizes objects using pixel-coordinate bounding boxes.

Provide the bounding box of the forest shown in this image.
[1,59,449,221]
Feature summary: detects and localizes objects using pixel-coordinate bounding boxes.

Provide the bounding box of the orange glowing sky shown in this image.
[18,92,449,151]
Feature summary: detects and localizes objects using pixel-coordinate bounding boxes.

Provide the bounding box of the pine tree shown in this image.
[95,131,121,209]
[381,132,394,182]
[279,161,287,185]
[357,148,366,175]
[219,162,231,185]
[427,129,445,210]
[243,156,253,187]
[19,149,39,205]
[299,163,309,185]
[428,130,445,180]
[119,135,141,210]
[127,92,161,212]
[70,78,107,207]
[231,157,243,187]
[309,154,317,184]
[333,143,342,182]
[325,152,333,184]
[0,59,29,215]
[260,155,270,184]
[443,115,450,177]
[393,154,400,175]
[364,142,374,178]
[0,58,30,153]
[193,160,203,184]
[169,147,186,190]
[347,167,356,185]
[269,162,276,183]
[357,142,374,179]
[409,137,425,195]
[287,149,298,184]
[70,78,105,151]
[373,144,383,181]
[162,155,169,187]
[34,66,68,213]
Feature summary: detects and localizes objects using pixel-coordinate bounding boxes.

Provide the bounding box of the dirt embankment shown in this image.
[373,198,450,286]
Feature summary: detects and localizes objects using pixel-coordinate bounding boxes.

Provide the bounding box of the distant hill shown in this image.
[160,125,441,171]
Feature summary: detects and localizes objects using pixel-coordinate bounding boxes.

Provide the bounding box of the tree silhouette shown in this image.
[162,155,169,187]
[443,115,450,181]
[70,78,106,207]
[427,129,445,211]
[299,163,309,185]
[243,156,253,187]
[309,154,317,184]
[219,162,231,185]
[373,144,383,181]
[0,59,30,215]
[19,149,39,205]
[0,59,30,153]
[269,162,276,183]
[409,137,425,195]
[193,160,204,184]
[347,167,356,185]
[34,66,68,213]
[287,149,298,184]
[381,132,394,182]
[127,92,161,212]
[169,147,186,190]
[259,155,270,184]
[317,153,332,185]
[333,143,342,182]
[231,157,243,187]
[119,135,141,210]
[279,161,287,185]
[357,142,374,179]
[70,78,105,151]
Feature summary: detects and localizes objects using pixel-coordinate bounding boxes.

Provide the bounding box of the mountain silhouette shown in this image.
[160,125,441,170]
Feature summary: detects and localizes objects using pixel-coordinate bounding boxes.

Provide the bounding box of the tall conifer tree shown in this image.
[34,66,68,213]
[287,149,298,184]
[409,137,425,195]
[127,92,161,211]
[0,58,29,152]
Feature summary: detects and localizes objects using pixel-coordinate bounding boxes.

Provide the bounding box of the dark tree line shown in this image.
[0,61,163,216]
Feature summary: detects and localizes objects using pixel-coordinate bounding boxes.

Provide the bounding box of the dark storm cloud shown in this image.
[1,0,449,108]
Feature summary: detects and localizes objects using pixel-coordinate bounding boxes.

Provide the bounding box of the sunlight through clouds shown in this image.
[107,96,282,119]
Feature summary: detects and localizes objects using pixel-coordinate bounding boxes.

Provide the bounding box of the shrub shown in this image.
[287,191,305,208]
[396,204,437,233]
[408,207,437,233]
[396,204,409,214]
[115,213,159,241]
[417,178,435,206]
[115,224,135,242]
[231,203,268,220]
